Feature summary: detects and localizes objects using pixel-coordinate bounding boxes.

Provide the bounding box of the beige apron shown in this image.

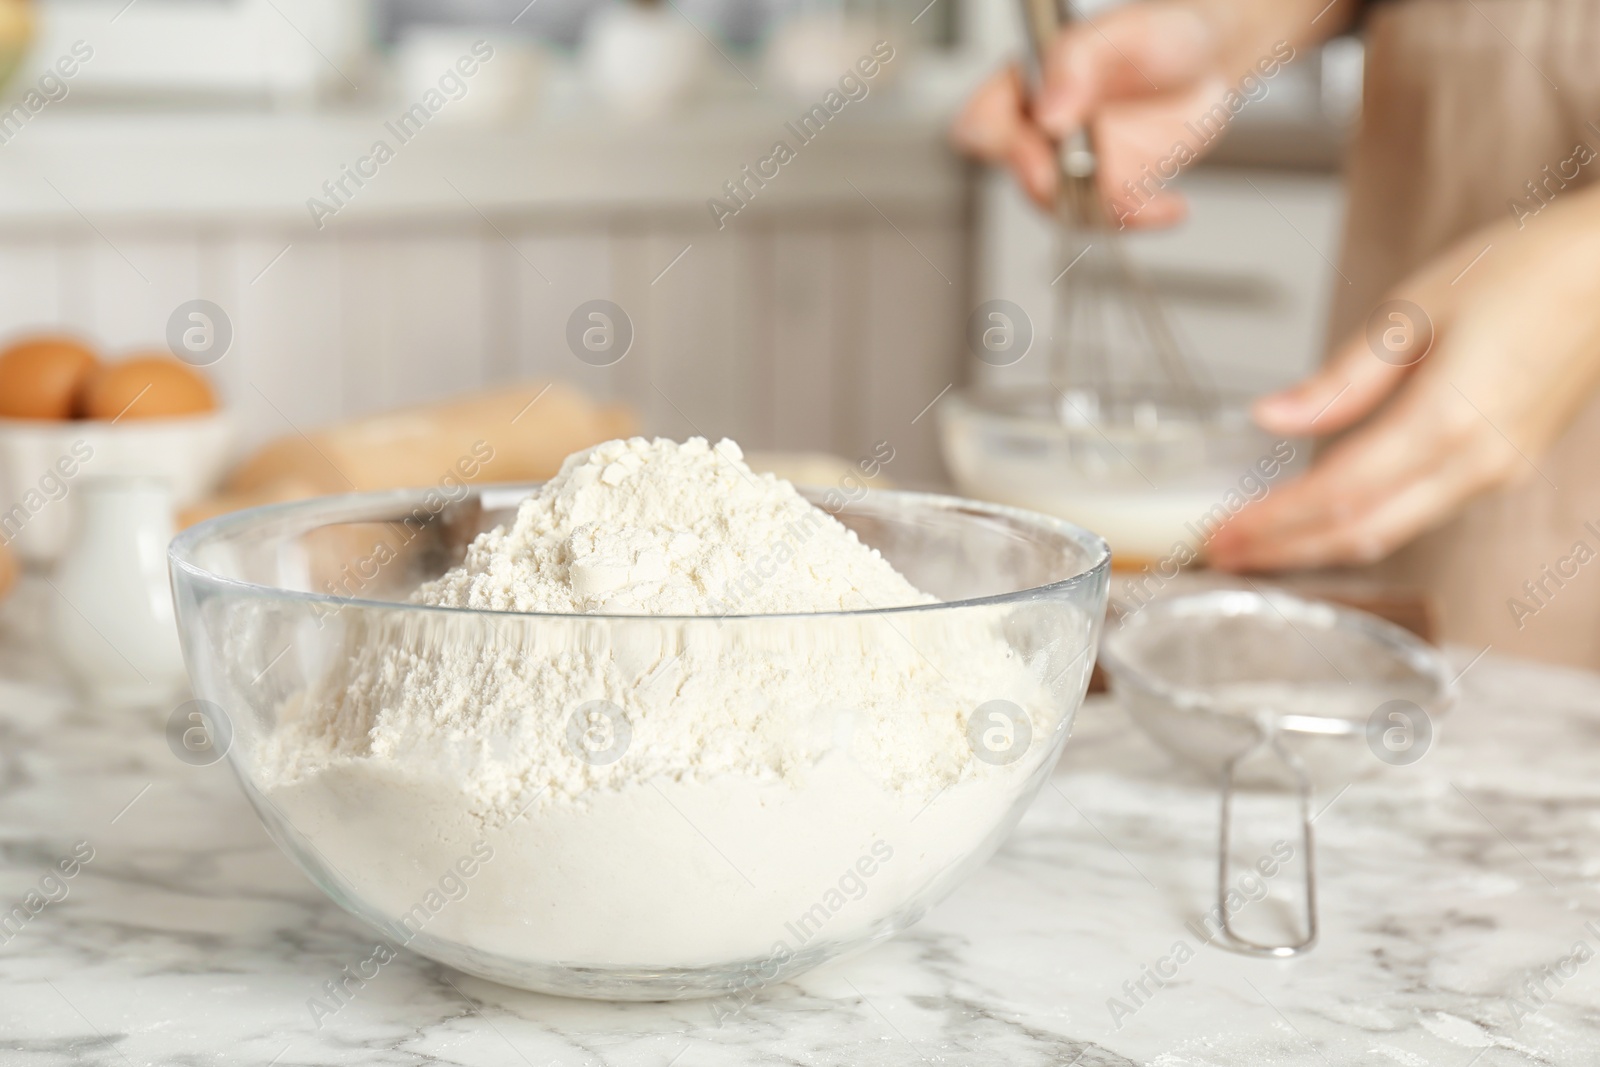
[1327,0,1600,667]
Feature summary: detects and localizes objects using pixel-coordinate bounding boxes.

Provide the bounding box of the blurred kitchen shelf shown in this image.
[0,95,965,229]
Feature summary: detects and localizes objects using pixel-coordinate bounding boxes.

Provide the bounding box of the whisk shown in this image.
[1017,0,1216,427]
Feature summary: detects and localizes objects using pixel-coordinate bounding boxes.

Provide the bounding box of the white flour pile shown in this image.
[416,436,933,616]
[260,438,1081,976]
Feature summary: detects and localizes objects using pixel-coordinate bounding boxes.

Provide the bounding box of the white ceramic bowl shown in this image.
[0,411,235,564]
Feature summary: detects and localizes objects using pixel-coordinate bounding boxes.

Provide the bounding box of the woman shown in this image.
[954,0,1600,666]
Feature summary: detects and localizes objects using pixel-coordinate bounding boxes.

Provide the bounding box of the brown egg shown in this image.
[0,335,99,420]
[79,354,217,420]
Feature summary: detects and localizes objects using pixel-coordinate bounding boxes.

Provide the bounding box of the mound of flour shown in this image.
[259,437,1079,974]
[415,436,933,616]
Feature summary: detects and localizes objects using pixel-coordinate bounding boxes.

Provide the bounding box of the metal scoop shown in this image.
[1099,589,1457,957]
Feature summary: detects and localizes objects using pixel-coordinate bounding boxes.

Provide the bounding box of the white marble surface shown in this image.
[2,582,1599,1067]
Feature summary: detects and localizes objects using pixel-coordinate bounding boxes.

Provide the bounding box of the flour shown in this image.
[259,437,1083,980]
[415,436,931,616]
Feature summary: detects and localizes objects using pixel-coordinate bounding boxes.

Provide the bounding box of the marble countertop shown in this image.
[3,586,1599,1067]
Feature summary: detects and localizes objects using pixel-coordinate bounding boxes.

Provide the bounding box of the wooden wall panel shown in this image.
[338,233,491,419]
[230,237,345,450]
[0,209,970,480]
[861,221,963,484]
[505,230,623,405]
[828,224,871,466]
[767,227,838,454]
[605,227,657,434]
[76,236,201,353]
[640,225,764,449]
[0,241,67,336]
[192,233,246,420]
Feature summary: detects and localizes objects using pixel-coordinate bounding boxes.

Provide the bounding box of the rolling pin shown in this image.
[181,382,635,527]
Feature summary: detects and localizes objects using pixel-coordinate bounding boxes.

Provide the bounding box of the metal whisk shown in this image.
[1017,0,1215,426]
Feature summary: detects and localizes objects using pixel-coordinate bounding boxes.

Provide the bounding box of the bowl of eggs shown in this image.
[0,333,234,565]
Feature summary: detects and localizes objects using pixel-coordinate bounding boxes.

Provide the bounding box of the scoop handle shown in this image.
[1215,723,1319,958]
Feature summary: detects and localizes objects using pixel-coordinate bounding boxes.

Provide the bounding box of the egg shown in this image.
[79,354,217,420]
[0,335,99,420]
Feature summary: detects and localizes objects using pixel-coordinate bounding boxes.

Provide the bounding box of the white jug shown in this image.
[49,478,186,705]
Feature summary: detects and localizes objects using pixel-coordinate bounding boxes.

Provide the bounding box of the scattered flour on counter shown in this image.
[258,437,1079,971]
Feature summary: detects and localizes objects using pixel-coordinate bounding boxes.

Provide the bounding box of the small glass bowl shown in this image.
[169,485,1109,999]
[937,387,1305,567]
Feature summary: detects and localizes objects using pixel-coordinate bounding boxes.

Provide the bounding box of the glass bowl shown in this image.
[168,484,1109,1000]
[937,387,1306,567]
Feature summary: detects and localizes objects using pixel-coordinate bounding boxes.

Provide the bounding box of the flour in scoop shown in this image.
[259,437,1071,975]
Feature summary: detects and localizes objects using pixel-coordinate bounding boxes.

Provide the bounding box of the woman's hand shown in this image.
[950,0,1354,226]
[1208,187,1600,572]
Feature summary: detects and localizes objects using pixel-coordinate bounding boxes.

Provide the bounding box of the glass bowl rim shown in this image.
[168,482,1111,623]
[943,384,1268,426]
[939,386,1307,456]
